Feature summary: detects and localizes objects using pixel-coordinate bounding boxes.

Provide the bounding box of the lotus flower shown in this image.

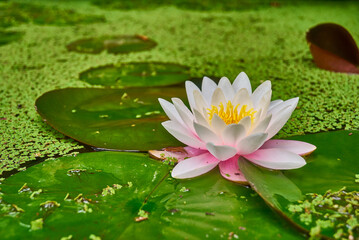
[153,72,316,183]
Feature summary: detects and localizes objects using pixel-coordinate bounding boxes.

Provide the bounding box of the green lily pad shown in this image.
[66,35,157,54]
[35,87,186,151]
[79,62,191,87]
[0,30,23,46]
[0,2,104,28]
[0,151,303,239]
[239,131,359,239]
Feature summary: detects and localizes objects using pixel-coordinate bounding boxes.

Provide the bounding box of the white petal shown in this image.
[193,109,210,128]
[233,72,252,94]
[237,133,268,155]
[251,114,272,134]
[218,77,235,101]
[202,76,218,105]
[256,90,272,119]
[268,97,298,116]
[171,153,219,179]
[194,122,221,145]
[211,88,226,106]
[162,121,205,149]
[206,143,237,161]
[238,116,252,133]
[232,88,253,108]
[268,99,283,112]
[185,81,201,111]
[210,114,227,135]
[251,81,271,108]
[243,148,306,170]
[252,109,262,127]
[193,90,208,114]
[219,157,248,184]
[266,99,298,140]
[172,98,195,133]
[222,124,246,146]
[260,140,316,156]
[158,98,184,125]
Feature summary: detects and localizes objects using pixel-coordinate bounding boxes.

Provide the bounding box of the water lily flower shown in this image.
[153,72,316,184]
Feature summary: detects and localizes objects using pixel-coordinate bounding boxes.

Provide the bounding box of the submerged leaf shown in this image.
[306,23,359,74]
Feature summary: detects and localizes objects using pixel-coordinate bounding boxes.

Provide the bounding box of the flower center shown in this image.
[207,101,256,125]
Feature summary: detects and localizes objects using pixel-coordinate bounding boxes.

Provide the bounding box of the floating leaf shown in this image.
[35,87,186,151]
[79,62,191,87]
[239,131,359,239]
[306,23,359,74]
[0,30,23,46]
[0,151,303,239]
[66,35,157,54]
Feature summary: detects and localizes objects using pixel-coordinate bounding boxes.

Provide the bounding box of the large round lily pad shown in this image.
[66,35,157,54]
[79,62,191,87]
[239,131,359,239]
[0,151,302,239]
[35,87,186,151]
[0,30,23,46]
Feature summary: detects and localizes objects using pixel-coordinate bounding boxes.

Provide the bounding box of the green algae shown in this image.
[1,1,359,175]
[0,2,105,28]
[288,188,359,239]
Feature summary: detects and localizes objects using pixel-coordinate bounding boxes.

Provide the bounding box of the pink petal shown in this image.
[206,143,237,161]
[171,153,220,179]
[260,140,316,156]
[184,146,207,157]
[219,157,248,184]
[244,148,306,170]
[148,149,189,162]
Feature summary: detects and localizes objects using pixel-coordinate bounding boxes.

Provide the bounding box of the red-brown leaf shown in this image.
[306,23,359,74]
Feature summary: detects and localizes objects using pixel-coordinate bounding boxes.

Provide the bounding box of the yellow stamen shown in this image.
[207,101,256,125]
